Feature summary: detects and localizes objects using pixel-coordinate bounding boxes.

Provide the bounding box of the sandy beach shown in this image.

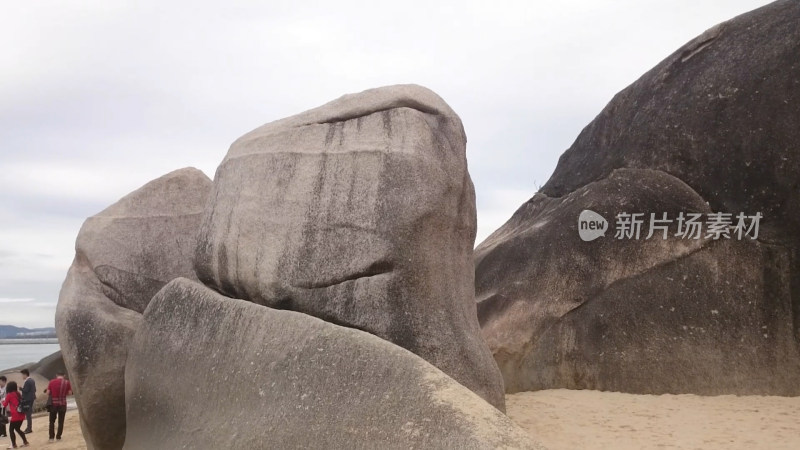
[8,389,800,449]
[2,410,85,449]
[507,389,800,450]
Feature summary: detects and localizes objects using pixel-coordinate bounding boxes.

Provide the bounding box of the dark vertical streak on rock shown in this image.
[324,123,336,147]
[382,110,393,139]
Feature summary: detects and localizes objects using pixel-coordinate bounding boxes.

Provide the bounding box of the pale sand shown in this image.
[507,389,800,450]
[3,411,86,449]
[11,390,800,449]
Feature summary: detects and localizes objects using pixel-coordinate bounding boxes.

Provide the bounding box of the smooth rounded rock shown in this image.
[56,168,211,449]
[124,278,543,450]
[195,84,505,409]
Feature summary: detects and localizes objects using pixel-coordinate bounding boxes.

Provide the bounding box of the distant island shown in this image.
[0,324,57,339]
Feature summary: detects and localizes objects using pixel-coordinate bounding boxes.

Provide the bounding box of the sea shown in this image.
[0,339,60,371]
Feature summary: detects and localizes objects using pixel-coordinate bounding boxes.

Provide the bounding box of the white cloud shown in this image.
[477,188,537,244]
[33,302,57,309]
[0,308,55,329]
[0,298,35,304]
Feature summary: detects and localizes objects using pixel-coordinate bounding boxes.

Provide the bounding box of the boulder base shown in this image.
[124,278,542,450]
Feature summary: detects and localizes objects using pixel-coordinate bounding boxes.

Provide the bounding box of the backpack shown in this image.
[14,392,27,414]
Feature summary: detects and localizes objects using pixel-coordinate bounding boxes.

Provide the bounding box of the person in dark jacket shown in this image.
[19,370,35,434]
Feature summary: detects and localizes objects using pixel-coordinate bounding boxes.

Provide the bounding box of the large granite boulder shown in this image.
[124,278,542,450]
[476,0,800,395]
[29,351,67,380]
[56,168,212,449]
[195,84,505,409]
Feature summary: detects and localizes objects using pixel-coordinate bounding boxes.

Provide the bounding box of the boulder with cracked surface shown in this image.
[476,0,800,395]
[124,278,543,450]
[56,168,212,449]
[195,84,505,409]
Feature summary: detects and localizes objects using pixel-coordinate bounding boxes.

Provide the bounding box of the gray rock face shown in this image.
[476,1,800,395]
[195,84,504,409]
[29,351,67,380]
[124,278,542,450]
[543,1,800,246]
[56,168,211,449]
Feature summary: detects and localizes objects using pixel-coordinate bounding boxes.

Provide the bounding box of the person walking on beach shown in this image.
[18,371,34,434]
[0,376,7,438]
[43,372,71,443]
[1,382,29,448]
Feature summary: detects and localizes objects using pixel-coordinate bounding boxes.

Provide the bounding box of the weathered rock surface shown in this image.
[476,1,800,395]
[56,168,211,449]
[195,84,505,409]
[29,351,67,380]
[543,1,800,245]
[124,278,543,450]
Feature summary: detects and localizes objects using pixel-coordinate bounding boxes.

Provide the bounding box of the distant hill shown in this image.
[0,325,57,339]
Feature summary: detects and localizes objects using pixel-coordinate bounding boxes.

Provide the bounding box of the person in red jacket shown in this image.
[0,382,29,448]
[43,372,72,442]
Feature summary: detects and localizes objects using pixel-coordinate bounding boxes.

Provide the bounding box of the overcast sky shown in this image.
[0,0,772,328]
